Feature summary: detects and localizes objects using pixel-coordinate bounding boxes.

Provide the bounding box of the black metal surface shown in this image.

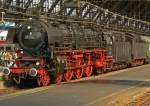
[17,21,48,53]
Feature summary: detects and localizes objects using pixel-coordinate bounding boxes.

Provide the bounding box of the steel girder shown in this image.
[3,0,13,9]
[66,8,75,16]
[24,0,33,9]
[48,0,61,13]
[0,0,149,36]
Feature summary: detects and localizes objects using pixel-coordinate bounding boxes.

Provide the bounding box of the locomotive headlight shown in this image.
[3,67,11,76]
[20,51,23,54]
[29,68,37,77]
[36,61,40,66]
[27,26,31,29]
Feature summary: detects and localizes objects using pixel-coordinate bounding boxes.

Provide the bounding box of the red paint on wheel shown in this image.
[84,66,93,77]
[74,69,83,79]
[55,74,63,85]
[63,70,73,81]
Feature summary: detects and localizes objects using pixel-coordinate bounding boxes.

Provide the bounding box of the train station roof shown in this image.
[84,0,150,22]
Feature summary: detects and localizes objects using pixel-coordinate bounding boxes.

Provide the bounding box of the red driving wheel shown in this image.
[84,66,93,77]
[74,69,83,79]
[55,74,63,85]
[63,70,73,81]
[37,70,50,87]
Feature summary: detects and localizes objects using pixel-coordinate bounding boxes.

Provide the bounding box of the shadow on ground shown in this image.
[3,78,38,89]
[68,79,150,87]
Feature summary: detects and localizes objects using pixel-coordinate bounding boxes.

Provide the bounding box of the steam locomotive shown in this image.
[1,19,149,86]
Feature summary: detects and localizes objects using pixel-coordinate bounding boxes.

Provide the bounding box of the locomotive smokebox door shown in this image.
[17,21,48,53]
[17,20,64,54]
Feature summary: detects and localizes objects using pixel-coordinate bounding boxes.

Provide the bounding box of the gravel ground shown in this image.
[127,92,150,106]
[0,88,20,95]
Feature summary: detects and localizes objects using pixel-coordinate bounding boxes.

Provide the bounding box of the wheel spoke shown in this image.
[74,69,83,79]
[84,66,93,77]
[55,74,63,85]
[37,70,50,87]
[63,70,73,81]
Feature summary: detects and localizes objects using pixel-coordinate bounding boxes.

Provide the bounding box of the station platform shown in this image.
[0,64,150,106]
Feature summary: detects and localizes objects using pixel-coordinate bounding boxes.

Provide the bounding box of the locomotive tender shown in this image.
[1,19,149,86]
